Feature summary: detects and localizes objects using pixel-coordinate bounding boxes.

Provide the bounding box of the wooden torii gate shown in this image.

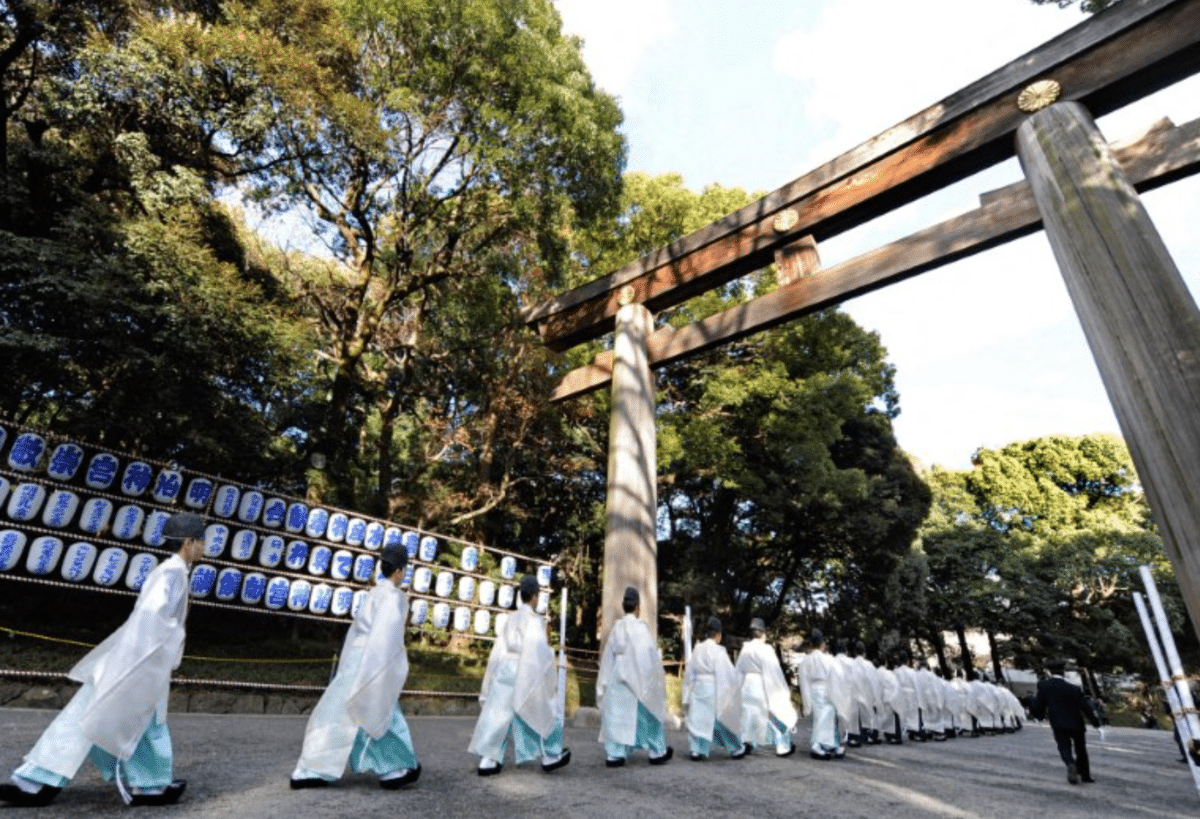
[522,0,1200,645]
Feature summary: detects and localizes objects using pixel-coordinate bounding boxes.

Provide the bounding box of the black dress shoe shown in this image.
[810,750,832,761]
[0,783,62,807]
[542,749,571,773]
[380,764,421,789]
[477,762,503,777]
[688,752,705,762]
[604,756,626,768]
[289,777,330,789]
[1080,776,1095,783]
[648,746,673,765]
[129,779,186,806]
[776,743,797,758]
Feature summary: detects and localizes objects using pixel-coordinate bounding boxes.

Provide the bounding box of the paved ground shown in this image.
[1,708,1197,818]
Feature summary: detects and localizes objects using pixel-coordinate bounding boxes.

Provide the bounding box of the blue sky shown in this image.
[555,0,1200,471]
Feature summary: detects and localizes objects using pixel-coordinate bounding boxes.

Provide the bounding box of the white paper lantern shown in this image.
[285,503,307,534]
[284,540,309,571]
[457,576,476,603]
[85,453,120,490]
[241,572,268,605]
[258,535,285,568]
[308,545,332,576]
[432,602,451,629]
[304,507,329,539]
[264,577,291,610]
[0,529,28,571]
[262,497,287,529]
[453,606,471,632]
[500,556,517,579]
[7,433,46,472]
[125,553,158,590]
[120,461,154,497]
[413,566,433,593]
[46,443,84,481]
[77,497,112,534]
[60,541,97,582]
[41,490,80,529]
[189,564,217,597]
[150,469,183,504]
[142,510,170,547]
[287,579,313,610]
[203,524,229,559]
[183,477,214,510]
[237,491,264,524]
[435,570,454,597]
[6,483,46,522]
[330,550,354,581]
[111,504,145,541]
[26,536,63,575]
[346,518,367,547]
[461,546,480,572]
[92,547,128,587]
[331,587,354,617]
[410,599,429,626]
[497,584,516,609]
[364,522,385,551]
[213,484,240,518]
[230,529,257,561]
[215,568,244,602]
[309,583,333,615]
[478,579,496,606]
[473,609,491,635]
[352,554,375,583]
[419,536,438,562]
[326,512,349,543]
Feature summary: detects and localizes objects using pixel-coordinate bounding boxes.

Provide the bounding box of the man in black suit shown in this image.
[1030,659,1101,784]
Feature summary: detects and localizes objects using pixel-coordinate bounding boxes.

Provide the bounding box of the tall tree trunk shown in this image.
[955,624,974,671]
[929,629,950,677]
[986,628,1005,682]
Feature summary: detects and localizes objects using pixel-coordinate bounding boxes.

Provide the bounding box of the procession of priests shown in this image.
[4,555,1035,808]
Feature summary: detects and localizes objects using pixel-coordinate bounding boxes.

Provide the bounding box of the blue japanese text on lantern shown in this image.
[42,491,77,528]
[48,444,84,481]
[418,536,438,562]
[93,548,126,586]
[152,470,183,503]
[122,462,153,496]
[237,491,263,523]
[112,504,144,540]
[259,535,284,568]
[190,565,217,597]
[142,510,169,547]
[214,485,239,517]
[402,531,419,558]
[304,507,329,539]
[265,578,290,609]
[79,498,112,534]
[327,513,348,542]
[230,530,256,561]
[346,519,366,547]
[185,478,213,509]
[309,584,333,615]
[410,599,428,626]
[29,537,62,575]
[286,503,307,533]
[331,550,353,581]
[364,522,384,550]
[287,580,311,611]
[308,545,332,575]
[285,541,309,571]
[62,543,95,582]
[0,530,26,571]
[241,573,267,605]
[8,484,44,521]
[8,433,45,472]
[126,554,156,590]
[262,498,286,528]
[216,569,242,601]
[353,555,375,583]
[331,587,354,617]
[86,454,119,489]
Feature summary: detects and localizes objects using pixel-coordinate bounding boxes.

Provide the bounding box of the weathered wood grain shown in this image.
[526,0,1200,352]
[1016,101,1200,646]
[549,114,1200,402]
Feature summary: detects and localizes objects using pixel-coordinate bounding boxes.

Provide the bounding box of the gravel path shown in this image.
[1,708,1196,818]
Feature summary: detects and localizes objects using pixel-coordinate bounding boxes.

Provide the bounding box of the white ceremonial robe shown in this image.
[853,656,884,732]
[798,649,849,752]
[915,669,946,732]
[25,554,189,777]
[951,678,973,731]
[295,576,411,779]
[597,614,668,748]
[469,602,559,760]
[683,638,742,743]
[836,653,872,739]
[877,667,908,735]
[973,681,1001,730]
[736,638,797,747]
[892,665,922,732]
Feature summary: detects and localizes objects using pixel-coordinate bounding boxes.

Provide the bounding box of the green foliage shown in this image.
[917,432,1192,679]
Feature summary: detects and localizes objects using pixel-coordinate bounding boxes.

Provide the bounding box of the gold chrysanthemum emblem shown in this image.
[1017,80,1061,113]
[772,208,799,234]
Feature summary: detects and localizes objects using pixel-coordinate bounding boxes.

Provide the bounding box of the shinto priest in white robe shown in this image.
[683,625,743,757]
[597,601,670,760]
[292,572,418,781]
[469,595,563,763]
[736,629,797,753]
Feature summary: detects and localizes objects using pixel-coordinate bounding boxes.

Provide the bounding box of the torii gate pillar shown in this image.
[1017,101,1200,641]
[601,298,658,643]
